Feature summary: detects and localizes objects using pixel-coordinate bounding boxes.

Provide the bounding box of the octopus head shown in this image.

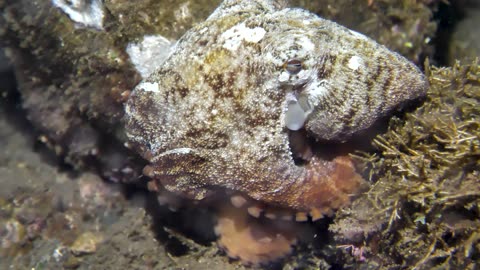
[125,1,427,220]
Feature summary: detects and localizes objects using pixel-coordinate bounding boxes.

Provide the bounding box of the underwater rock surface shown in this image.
[1,0,478,269]
[449,7,480,64]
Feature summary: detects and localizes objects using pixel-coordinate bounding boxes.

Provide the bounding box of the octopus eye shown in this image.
[285,59,302,75]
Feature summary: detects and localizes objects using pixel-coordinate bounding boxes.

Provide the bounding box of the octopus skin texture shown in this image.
[125,0,428,264]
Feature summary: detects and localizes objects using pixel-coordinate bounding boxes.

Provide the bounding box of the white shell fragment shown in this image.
[52,0,104,30]
[126,35,173,78]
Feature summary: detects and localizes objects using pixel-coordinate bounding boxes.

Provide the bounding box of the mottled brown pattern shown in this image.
[125,0,427,217]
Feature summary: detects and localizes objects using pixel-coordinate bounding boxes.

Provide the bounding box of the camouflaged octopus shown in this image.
[125,0,428,264]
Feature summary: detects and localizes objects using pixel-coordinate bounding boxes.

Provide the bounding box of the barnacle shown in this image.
[215,204,298,265]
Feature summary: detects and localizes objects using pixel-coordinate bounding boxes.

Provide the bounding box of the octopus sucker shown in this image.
[295,212,309,222]
[230,194,248,208]
[124,0,428,264]
[288,155,366,217]
[215,203,298,266]
[247,206,263,218]
[227,193,297,221]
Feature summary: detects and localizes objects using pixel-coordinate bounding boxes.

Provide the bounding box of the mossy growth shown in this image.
[331,60,480,269]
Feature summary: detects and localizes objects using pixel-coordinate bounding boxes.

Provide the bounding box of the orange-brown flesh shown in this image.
[215,204,298,266]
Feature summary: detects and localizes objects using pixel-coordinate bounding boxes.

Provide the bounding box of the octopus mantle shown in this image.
[125,0,427,219]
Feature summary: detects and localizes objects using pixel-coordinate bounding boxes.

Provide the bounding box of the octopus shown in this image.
[125,0,428,265]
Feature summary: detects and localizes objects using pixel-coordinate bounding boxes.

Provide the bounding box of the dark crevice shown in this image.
[430,1,470,66]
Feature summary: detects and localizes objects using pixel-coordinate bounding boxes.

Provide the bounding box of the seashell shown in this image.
[125,0,427,220]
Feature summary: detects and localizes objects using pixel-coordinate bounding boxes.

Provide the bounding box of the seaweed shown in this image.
[332,60,480,269]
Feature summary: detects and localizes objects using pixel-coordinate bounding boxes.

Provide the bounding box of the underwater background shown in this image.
[0,0,478,269]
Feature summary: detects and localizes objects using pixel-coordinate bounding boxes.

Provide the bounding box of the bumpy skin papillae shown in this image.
[125,0,427,213]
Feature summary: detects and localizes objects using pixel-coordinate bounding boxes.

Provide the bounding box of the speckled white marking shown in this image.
[127,35,172,78]
[307,81,328,99]
[137,82,160,92]
[52,0,104,29]
[221,23,266,51]
[298,36,315,51]
[159,148,193,157]
[347,55,363,70]
[302,79,329,112]
[278,71,290,82]
[349,29,368,40]
[296,70,312,81]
